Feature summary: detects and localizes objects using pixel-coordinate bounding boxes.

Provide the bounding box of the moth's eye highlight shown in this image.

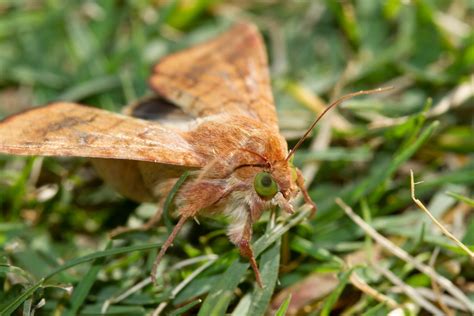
[254,172,278,198]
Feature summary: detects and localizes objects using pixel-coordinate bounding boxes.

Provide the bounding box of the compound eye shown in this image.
[254,172,278,198]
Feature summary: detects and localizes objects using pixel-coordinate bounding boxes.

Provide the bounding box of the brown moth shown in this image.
[0,22,387,287]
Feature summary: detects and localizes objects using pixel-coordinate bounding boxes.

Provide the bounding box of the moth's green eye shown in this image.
[254,172,278,198]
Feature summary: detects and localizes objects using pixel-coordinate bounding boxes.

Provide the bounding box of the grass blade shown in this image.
[0,278,44,316]
[163,171,190,234]
[44,242,161,281]
[63,241,113,316]
[446,191,474,207]
[320,269,353,316]
[274,294,292,316]
[246,237,281,316]
[0,242,161,315]
[169,299,202,316]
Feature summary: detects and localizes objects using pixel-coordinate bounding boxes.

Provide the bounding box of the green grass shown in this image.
[1,1,473,315]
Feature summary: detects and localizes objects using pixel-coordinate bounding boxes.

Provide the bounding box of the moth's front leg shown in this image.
[228,209,263,288]
[296,168,317,217]
[151,180,226,283]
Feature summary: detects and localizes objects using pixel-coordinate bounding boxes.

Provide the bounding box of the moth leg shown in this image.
[296,168,317,217]
[273,192,294,214]
[234,215,263,288]
[109,204,163,238]
[151,215,189,284]
[150,181,234,283]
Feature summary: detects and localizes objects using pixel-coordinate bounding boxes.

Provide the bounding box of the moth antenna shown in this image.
[286,87,393,161]
[151,215,189,284]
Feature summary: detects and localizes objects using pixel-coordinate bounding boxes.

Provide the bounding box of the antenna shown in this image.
[286,87,393,161]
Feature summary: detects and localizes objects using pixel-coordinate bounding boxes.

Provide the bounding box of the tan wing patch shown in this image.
[0,102,206,167]
[149,22,279,131]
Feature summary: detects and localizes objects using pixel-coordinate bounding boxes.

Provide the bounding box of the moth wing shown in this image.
[0,102,206,167]
[122,95,194,130]
[91,158,195,203]
[149,22,279,132]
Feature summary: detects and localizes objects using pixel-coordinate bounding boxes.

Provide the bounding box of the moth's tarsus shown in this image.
[238,239,263,288]
[249,253,264,288]
[151,215,189,284]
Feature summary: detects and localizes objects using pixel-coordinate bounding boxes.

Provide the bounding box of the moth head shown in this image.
[247,158,298,215]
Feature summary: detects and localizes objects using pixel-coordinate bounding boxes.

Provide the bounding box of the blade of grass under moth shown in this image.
[246,238,281,316]
[22,297,33,316]
[169,299,202,316]
[163,171,190,234]
[0,243,161,315]
[152,255,217,314]
[197,261,247,316]
[290,236,344,266]
[361,303,387,316]
[0,278,44,316]
[320,269,353,316]
[274,294,292,316]
[231,294,251,315]
[198,206,311,316]
[63,241,113,316]
[79,304,146,315]
[172,275,221,305]
[44,242,161,281]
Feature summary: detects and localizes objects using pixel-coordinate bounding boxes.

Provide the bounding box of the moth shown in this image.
[0,22,386,287]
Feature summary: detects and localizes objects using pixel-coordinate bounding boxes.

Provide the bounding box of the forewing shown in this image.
[0,102,206,167]
[149,22,279,131]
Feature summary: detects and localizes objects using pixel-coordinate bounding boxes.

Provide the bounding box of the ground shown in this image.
[0,1,473,315]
